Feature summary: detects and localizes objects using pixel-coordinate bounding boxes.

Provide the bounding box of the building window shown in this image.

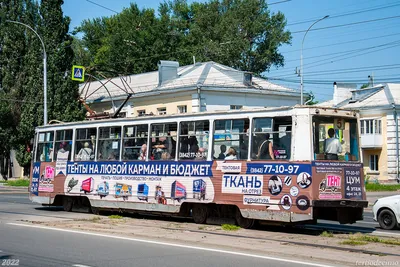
[177,105,187,114]
[360,119,381,135]
[157,107,167,115]
[369,155,379,171]
[137,110,146,116]
[230,105,242,110]
[375,120,382,134]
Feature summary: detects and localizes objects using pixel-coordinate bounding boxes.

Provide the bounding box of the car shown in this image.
[372,195,400,230]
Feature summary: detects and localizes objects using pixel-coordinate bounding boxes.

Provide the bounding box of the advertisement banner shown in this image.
[30,162,40,196]
[67,161,213,177]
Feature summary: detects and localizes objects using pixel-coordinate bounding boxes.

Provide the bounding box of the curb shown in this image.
[0,185,29,190]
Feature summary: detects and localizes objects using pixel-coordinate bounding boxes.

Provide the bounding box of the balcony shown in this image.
[360,134,382,148]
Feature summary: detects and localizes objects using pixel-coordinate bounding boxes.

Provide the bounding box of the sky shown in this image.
[62,0,400,102]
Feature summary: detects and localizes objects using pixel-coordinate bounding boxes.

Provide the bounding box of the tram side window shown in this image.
[98,126,122,161]
[55,129,73,160]
[213,119,249,160]
[123,125,148,160]
[36,132,54,162]
[251,118,273,160]
[251,117,292,160]
[75,128,96,161]
[150,123,177,160]
[179,120,209,160]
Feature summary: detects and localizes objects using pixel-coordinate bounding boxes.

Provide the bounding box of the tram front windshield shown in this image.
[313,116,359,161]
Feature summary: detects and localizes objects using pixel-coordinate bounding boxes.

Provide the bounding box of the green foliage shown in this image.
[76,0,291,76]
[320,231,334,238]
[221,224,241,231]
[305,91,319,105]
[109,215,124,219]
[0,0,84,171]
[4,179,30,187]
[340,239,367,246]
[342,233,400,246]
[366,183,400,192]
[360,83,369,89]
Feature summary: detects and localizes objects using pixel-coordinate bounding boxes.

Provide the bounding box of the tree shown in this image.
[0,0,84,174]
[360,83,369,89]
[305,91,319,105]
[76,0,291,76]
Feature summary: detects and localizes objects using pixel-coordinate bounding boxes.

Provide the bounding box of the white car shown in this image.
[372,195,400,230]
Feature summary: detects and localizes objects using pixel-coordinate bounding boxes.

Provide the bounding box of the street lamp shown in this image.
[300,15,329,105]
[6,20,47,125]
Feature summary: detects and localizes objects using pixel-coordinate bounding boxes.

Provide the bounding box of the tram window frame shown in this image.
[122,124,148,161]
[213,118,249,160]
[251,117,292,160]
[55,129,73,161]
[97,126,122,161]
[312,116,359,161]
[150,122,177,160]
[179,120,209,160]
[251,118,273,160]
[75,128,97,161]
[36,131,54,162]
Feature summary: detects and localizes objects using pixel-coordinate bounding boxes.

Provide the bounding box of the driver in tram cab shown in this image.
[324,128,342,160]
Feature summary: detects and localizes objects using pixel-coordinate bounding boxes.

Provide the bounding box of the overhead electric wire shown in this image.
[282,32,400,54]
[287,1,400,26]
[292,15,400,34]
[284,0,382,26]
[296,63,400,75]
[268,0,292,5]
[283,40,400,63]
[268,40,400,77]
[85,0,119,14]
[268,77,400,84]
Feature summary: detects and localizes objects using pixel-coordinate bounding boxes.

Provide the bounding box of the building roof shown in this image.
[318,83,400,110]
[80,61,301,103]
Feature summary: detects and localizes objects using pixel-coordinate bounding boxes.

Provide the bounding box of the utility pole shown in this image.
[300,15,329,105]
[6,20,48,125]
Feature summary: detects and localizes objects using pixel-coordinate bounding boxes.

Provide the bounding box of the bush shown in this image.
[5,179,30,187]
[366,183,400,192]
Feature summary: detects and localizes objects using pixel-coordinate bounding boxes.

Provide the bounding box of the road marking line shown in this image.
[72,265,92,267]
[8,222,336,267]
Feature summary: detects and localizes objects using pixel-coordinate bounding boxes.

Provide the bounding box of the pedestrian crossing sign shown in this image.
[72,65,85,82]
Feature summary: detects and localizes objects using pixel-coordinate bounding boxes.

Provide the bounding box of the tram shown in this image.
[29,106,367,228]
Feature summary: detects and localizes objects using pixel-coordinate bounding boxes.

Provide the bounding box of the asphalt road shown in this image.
[1,222,328,267]
[0,189,399,267]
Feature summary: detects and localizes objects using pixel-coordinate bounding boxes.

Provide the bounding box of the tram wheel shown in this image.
[235,210,255,229]
[63,197,73,212]
[192,204,208,224]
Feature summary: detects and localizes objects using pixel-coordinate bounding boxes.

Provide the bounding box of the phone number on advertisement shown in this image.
[263,165,299,174]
